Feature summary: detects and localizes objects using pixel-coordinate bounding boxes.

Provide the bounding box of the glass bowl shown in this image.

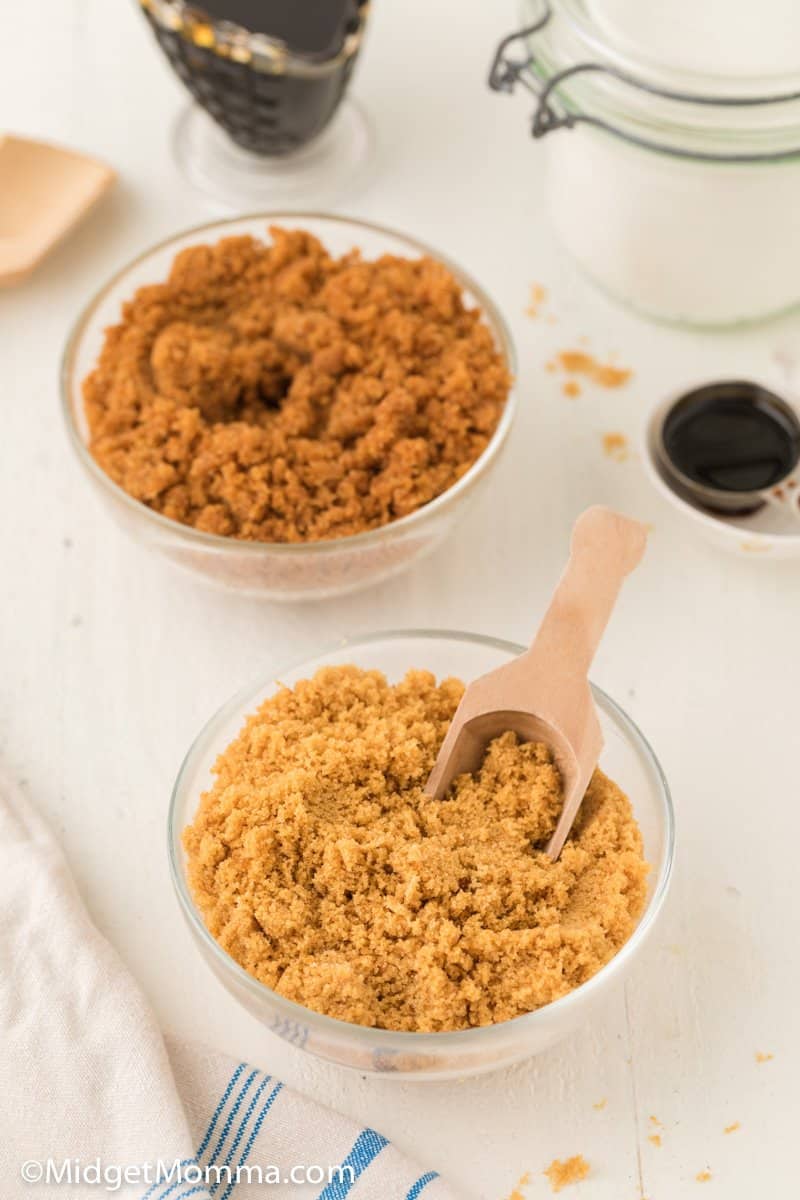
[169,631,674,1079]
[61,214,516,602]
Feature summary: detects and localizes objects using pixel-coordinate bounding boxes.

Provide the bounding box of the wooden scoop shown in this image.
[0,135,115,286]
[424,507,648,860]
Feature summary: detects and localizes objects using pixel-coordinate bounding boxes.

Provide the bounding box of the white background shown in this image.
[2,1,799,1196]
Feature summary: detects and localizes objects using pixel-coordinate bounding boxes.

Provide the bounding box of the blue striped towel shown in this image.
[0,773,463,1200]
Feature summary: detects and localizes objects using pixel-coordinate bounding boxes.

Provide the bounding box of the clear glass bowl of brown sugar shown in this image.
[168,631,675,1080]
[61,214,516,602]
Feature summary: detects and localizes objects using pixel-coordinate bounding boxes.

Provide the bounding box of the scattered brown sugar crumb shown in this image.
[505,1171,531,1200]
[696,1170,712,1183]
[556,350,632,389]
[544,1156,590,1192]
[184,665,648,1032]
[649,1115,663,1127]
[724,1122,741,1134]
[563,380,581,398]
[593,1098,607,1111]
[756,1051,774,1063]
[648,1134,662,1148]
[83,226,510,544]
[525,283,547,317]
[546,360,557,373]
[602,432,629,462]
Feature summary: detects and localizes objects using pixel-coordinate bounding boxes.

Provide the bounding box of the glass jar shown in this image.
[491,0,800,326]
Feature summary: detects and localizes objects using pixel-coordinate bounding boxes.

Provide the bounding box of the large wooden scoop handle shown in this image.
[528,507,648,683]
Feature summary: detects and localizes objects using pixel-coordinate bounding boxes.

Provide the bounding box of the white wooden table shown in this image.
[2,2,799,1195]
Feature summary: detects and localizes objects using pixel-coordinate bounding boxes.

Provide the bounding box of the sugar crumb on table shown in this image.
[524,283,547,318]
[602,432,629,462]
[724,1121,741,1134]
[544,1156,590,1192]
[504,1170,531,1200]
[696,1170,712,1183]
[554,349,632,389]
[755,1051,774,1063]
[648,1134,662,1147]
[183,665,648,1032]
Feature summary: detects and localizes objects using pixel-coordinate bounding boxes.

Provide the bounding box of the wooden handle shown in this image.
[528,507,648,681]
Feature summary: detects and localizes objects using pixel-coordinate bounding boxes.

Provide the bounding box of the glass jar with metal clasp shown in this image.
[490,0,800,326]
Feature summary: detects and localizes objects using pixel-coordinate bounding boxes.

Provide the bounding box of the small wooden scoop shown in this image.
[0,135,115,286]
[425,507,648,860]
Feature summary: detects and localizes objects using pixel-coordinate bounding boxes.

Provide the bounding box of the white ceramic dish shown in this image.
[643,393,800,559]
[62,214,516,601]
[169,630,674,1080]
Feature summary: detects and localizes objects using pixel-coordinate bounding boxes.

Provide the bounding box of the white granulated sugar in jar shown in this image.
[509,0,800,324]
[586,0,800,80]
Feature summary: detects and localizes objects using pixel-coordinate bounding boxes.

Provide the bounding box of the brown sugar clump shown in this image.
[83,227,510,543]
[525,283,547,318]
[556,350,631,389]
[696,1170,712,1183]
[544,1156,590,1192]
[602,432,629,462]
[506,1171,531,1200]
[183,665,648,1032]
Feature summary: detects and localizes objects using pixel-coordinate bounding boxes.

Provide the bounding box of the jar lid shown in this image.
[585,0,800,87]
[492,0,800,160]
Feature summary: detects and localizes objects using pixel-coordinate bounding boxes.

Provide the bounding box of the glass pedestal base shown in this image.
[172,97,375,208]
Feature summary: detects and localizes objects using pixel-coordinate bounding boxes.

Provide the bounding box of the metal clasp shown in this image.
[488,2,576,138]
[489,0,800,163]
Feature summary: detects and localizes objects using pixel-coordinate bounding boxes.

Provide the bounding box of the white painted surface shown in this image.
[1,2,798,1196]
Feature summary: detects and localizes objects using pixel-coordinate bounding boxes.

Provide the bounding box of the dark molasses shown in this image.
[662,381,800,495]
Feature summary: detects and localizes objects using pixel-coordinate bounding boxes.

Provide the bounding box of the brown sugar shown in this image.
[562,380,581,398]
[83,227,510,543]
[544,1156,590,1192]
[556,350,631,389]
[525,283,547,318]
[183,665,648,1033]
[696,1170,712,1183]
[648,1134,662,1147]
[506,1171,531,1200]
[755,1051,774,1063]
[602,432,629,462]
[724,1122,741,1134]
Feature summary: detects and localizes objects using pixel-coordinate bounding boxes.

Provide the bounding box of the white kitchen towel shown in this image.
[0,773,463,1200]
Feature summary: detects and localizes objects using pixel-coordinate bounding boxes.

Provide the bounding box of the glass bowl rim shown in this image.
[168,628,675,1050]
[60,211,517,558]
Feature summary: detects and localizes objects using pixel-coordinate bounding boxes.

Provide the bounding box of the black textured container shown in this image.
[141,0,368,157]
